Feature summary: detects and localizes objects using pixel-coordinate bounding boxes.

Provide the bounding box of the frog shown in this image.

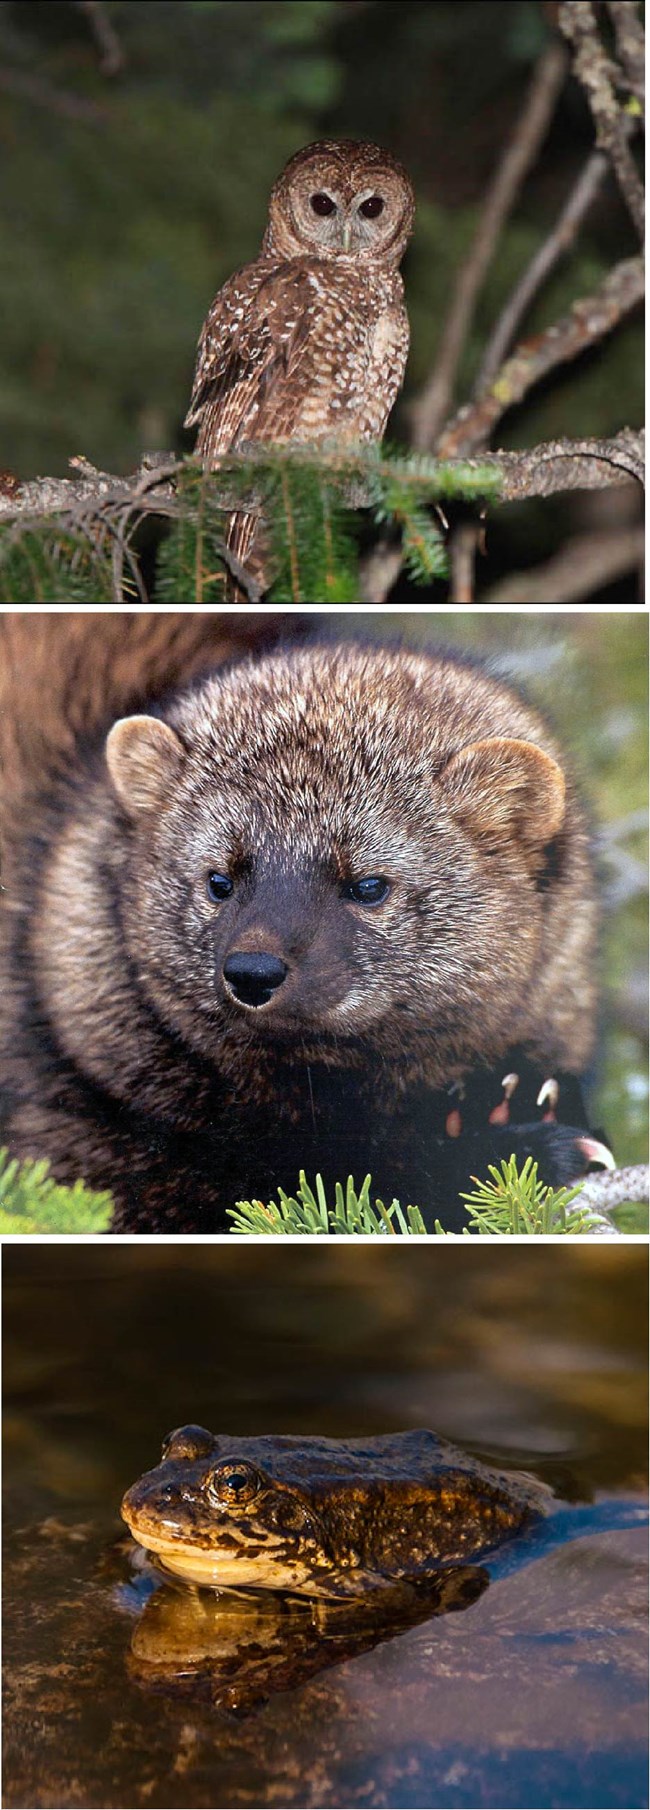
[121,1426,548,1599]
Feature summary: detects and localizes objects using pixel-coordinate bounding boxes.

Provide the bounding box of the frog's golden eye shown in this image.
[161,1424,214,1461]
[207,1461,262,1507]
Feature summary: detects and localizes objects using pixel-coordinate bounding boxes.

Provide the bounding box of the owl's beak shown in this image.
[341,219,352,253]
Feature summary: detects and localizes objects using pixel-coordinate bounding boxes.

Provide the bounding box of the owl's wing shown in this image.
[184,259,363,454]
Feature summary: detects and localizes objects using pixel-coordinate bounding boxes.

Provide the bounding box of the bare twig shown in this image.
[480,524,644,601]
[0,65,106,125]
[449,523,480,603]
[359,541,403,603]
[558,0,644,239]
[476,148,610,387]
[606,0,645,106]
[76,0,125,76]
[437,256,644,457]
[410,40,569,451]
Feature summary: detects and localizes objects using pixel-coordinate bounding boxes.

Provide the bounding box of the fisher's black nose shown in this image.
[223,951,289,1009]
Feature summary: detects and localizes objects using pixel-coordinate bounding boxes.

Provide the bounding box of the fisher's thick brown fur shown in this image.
[0,615,598,1232]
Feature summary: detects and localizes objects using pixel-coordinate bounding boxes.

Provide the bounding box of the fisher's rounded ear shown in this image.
[105,715,186,816]
[439,737,566,854]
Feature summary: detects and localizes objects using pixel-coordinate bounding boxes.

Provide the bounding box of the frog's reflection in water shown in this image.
[127,1565,489,1717]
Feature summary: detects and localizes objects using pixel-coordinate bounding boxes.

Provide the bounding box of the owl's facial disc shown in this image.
[265,141,415,264]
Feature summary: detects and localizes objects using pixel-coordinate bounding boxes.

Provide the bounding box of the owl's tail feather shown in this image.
[223,510,267,602]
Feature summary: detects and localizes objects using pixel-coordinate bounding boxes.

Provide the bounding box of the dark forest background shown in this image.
[0,0,644,600]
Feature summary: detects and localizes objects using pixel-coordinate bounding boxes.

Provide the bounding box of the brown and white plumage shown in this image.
[184,139,415,593]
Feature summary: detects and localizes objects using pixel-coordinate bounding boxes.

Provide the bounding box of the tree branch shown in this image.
[0,432,640,539]
[0,66,107,126]
[558,0,644,240]
[476,146,610,388]
[409,39,569,451]
[571,1164,649,1231]
[0,458,263,603]
[449,522,481,604]
[436,256,643,457]
[76,0,126,77]
[493,428,644,499]
[480,523,644,601]
[606,0,645,106]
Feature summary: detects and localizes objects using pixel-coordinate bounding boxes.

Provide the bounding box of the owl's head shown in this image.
[264,139,415,265]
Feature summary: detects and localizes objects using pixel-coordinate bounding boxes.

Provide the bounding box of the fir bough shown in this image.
[0,524,114,604]
[1,447,502,604]
[154,464,231,604]
[455,1156,602,1236]
[228,1170,428,1236]
[228,1159,606,1236]
[0,1148,114,1233]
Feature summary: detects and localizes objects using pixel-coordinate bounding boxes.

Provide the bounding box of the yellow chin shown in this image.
[127,1526,323,1595]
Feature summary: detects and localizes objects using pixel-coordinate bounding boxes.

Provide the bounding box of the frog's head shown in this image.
[121,1426,351,1597]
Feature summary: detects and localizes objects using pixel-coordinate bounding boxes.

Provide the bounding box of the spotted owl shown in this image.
[184,139,415,591]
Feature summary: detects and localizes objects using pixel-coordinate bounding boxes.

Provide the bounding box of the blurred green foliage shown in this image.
[0,1147,113,1232]
[2,0,642,503]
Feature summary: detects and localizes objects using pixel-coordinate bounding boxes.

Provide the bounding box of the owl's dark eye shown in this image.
[310,192,336,217]
[343,876,390,906]
[359,195,384,219]
[207,872,233,902]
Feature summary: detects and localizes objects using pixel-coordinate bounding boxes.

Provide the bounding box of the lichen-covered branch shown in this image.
[606,0,645,106]
[572,1163,649,1225]
[0,432,642,544]
[558,0,644,240]
[492,428,644,499]
[437,257,644,457]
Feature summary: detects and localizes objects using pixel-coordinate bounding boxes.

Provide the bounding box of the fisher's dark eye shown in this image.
[343,876,390,907]
[310,192,336,216]
[359,195,384,219]
[207,1461,262,1508]
[206,871,233,902]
